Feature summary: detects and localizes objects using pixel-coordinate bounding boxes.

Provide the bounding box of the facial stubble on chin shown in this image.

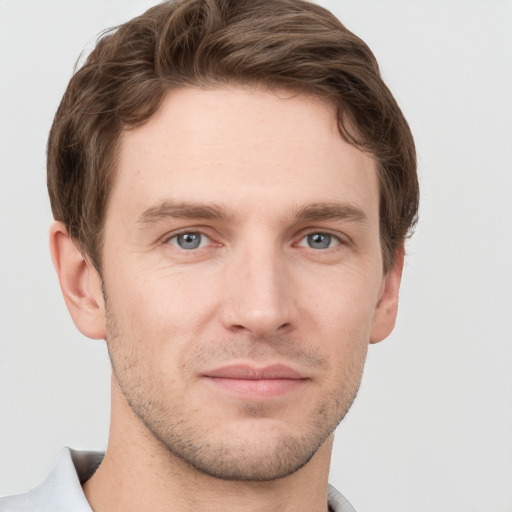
[103,291,368,482]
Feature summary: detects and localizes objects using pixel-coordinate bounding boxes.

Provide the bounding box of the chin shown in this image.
[133,403,343,482]
[159,428,330,481]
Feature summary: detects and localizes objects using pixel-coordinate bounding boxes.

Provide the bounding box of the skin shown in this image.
[50,86,403,512]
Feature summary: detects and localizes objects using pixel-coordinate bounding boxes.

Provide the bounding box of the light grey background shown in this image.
[1,1,511,511]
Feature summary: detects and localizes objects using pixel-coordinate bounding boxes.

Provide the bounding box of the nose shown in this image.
[219,243,296,338]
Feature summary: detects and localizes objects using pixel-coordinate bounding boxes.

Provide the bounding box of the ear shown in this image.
[369,248,404,344]
[49,222,106,339]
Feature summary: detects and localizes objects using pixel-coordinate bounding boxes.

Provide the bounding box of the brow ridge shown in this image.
[295,202,368,223]
[137,200,233,225]
[136,199,368,226]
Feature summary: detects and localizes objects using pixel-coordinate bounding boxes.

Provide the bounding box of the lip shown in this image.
[204,364,305,380]
[202,364,308,399]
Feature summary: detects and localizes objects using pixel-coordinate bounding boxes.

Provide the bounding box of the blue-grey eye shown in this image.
[298,232,340,250]
[308,233,331,249]
[170,232,207,250]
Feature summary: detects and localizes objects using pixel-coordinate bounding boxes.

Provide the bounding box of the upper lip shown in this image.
[204,364,306,380]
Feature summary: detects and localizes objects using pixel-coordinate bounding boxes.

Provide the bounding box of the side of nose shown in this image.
[219,244,297,338]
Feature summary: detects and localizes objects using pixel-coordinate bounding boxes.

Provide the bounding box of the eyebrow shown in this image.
[136,199,368,226]
[294,202,368,224]
[136,200,233,225]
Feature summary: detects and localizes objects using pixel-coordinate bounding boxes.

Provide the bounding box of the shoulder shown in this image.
[0,448,102,512]
[328,483,358,512]
[0,492,39,512]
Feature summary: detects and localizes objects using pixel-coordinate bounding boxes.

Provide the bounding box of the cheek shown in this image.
[304,268,380,334]
[299,276,379,384]
[107,265,221,356]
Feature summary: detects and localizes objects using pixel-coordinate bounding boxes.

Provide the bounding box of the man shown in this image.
[1,0,418,510]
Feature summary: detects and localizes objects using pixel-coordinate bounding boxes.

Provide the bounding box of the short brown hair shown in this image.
[47,0,418,273]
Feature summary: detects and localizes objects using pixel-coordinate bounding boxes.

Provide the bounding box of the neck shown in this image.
[83,377,333,512]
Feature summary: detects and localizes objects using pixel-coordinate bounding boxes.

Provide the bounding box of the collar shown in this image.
[0,447,357,512]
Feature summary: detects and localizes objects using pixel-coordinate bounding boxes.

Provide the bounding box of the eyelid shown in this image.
[169,232,210,248]
[162,228,217,248]
[159,226,348,250]
[294,229,348,248]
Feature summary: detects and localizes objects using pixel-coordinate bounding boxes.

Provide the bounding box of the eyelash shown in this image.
[165,231,214,250]
[295,231,343,250]
[164,229,345,252]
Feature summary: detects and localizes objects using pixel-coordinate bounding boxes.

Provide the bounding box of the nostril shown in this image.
[219,280,295,337]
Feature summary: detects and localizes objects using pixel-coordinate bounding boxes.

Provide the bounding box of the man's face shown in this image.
[98,86,394,480]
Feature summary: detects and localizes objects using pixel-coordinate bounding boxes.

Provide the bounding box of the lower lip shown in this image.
[205,377,308,399]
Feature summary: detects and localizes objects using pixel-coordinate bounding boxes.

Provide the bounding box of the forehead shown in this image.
[112,86,379,224]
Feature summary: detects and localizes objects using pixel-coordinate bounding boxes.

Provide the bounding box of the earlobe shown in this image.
[49,222,106,340]
[369,248,404,344]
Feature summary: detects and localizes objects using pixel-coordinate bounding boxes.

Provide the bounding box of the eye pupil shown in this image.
[177,233,201,249]
[307,233,331,249]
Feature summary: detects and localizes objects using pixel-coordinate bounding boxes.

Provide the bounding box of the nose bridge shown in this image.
[221,233,293,337]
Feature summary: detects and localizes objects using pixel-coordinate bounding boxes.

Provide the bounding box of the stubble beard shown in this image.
[104,298,367,482]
